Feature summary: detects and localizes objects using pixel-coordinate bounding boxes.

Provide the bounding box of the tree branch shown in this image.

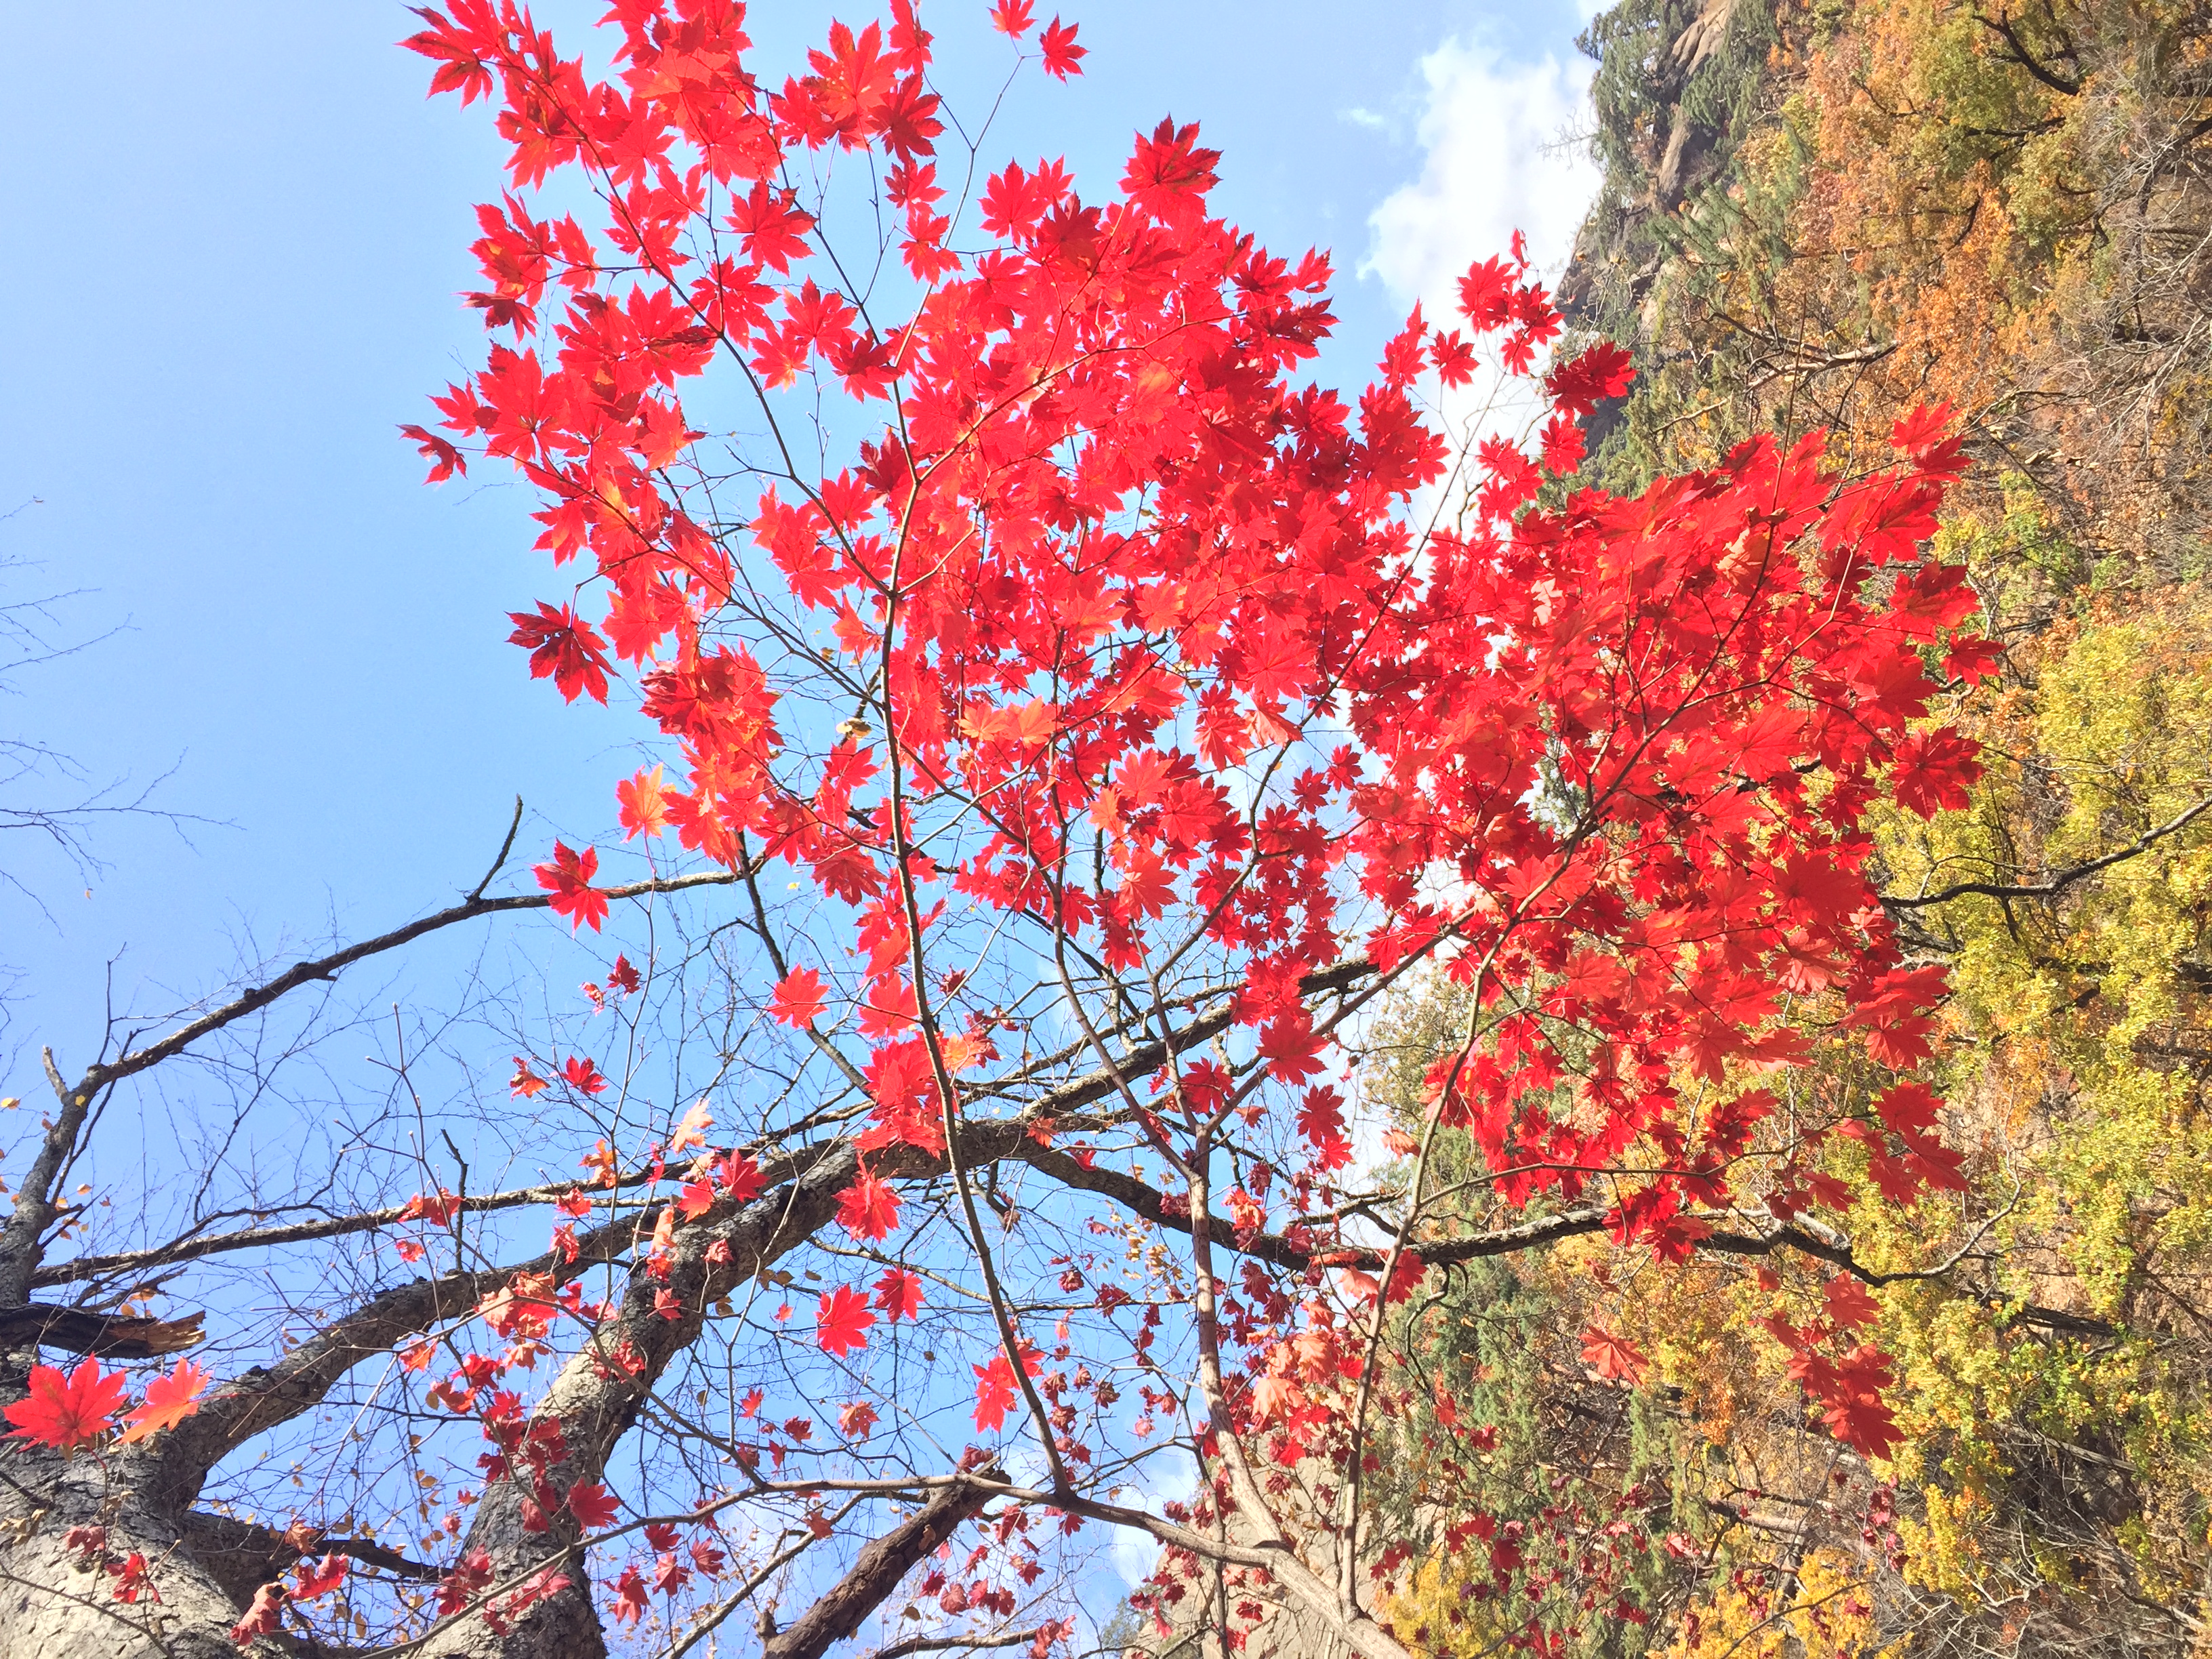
[1883,794,2212,909]
[864,1630,1046,1659]
[763,1473,1000,1659]
[144,1193,672,1502]
[60,862,753,1104]
[32,1174,657,1290]
[32,959,1370,1291]
[1971,7,2083,95]
[177,1511,440,1613]
[0,1302,203,1358]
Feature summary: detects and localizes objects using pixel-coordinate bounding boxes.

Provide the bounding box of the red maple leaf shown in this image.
[1892,400,1966,475]
[1122,117,1219,227]
[567,1480,621,1530]
[806,20,895,140]
[972,1353,1019,1433]
[715,1152,764,1202]
[1875,1082,1942,1137]
[815,1284,875,1355]
[108,1551,159,1603]
[1457,254,1519,329]
[730,182,815,274]
[401,421,467,482]
[1539,413,1586,476]
[1828,1392,1903,1459]
[400,1,499,104]
[1543,339,1635,416]
[292,1555,348,1601]
[230,1581,288,1643]
[1579,1326,1650,1385]
[534,841,609,933]
[507,602,612,704]
[609,1564,649,1625]
[1890,726,1982,819]
[836,1166,902,1241]
[768,966,828,1027]
[1946,634,2005,685]
[1822,1274,1883,1332]
[1820,1346,1904,1458]
[1038,16,1085,77]
[4,1358,129,1451]
[874,1267,925,1322]
[436,1550,495,1617]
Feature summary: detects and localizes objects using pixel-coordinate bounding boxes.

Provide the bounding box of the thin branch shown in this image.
[464,793,526,903]
[1883,794,2212,908]
[32,1174,648,1290]
[60,861,754,1102]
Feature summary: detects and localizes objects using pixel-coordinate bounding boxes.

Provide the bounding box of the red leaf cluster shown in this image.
[406,0,1998,1578]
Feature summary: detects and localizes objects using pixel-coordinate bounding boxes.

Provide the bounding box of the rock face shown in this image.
[1554,0,1782,462]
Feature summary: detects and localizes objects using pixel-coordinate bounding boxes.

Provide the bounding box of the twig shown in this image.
[1883,794,2212,908]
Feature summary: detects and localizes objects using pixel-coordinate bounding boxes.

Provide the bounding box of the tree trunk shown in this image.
[0,1439,276,1659]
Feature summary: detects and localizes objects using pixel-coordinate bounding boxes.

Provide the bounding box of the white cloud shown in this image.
[1364,38,1599,327]
[1361,37,1603,508]
[1107,1446,1197,1587]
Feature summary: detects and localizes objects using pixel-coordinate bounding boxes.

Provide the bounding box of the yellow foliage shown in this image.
[1663,1550,1890,1659]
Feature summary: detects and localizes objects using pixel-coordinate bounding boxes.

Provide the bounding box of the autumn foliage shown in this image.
[0,3,2002,1656]
[392,0,1984,1640]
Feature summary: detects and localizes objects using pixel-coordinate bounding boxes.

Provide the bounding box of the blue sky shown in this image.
[0,0,1595,1118]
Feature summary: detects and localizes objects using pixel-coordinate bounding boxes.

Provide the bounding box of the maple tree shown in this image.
[0,3,2003,1656]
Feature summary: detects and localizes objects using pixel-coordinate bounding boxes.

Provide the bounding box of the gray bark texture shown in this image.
[0,941,1411,1658]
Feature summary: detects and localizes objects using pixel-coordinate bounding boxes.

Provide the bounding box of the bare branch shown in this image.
[864,1629,1048,1659]
[1883,794,2212,908]
[0,1302,204,1358]
[62,862,754,1103]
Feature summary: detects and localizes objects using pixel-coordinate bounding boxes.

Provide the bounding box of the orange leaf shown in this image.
[616,763,671,839]
[116,1358,210,1446]
[1579,1326,1649,1385]
[668,1099,714,1154]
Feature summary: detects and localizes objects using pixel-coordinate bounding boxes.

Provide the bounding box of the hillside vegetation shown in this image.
[1358,0,2212,1654]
